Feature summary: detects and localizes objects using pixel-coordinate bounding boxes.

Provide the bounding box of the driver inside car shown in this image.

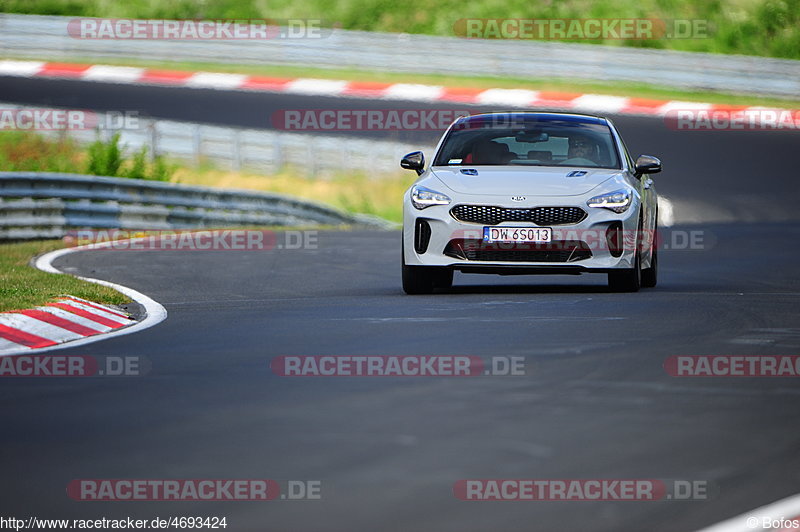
[564,134,601,165]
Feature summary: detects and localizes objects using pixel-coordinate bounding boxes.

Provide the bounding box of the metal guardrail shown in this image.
[1,14,798,97]
[0,172,393,239]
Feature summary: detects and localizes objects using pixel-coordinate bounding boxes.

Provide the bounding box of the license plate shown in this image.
[483,226,552,243]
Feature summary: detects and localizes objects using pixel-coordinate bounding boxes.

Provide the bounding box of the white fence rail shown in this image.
[0,102,429,177]
[1,14,798,97]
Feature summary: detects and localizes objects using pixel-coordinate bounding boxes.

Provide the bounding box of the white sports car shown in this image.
[401,112,661,294]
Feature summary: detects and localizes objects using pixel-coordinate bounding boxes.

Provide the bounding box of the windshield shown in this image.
[433,115,621,169]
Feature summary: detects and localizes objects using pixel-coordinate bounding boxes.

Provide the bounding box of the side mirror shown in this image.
[401,151,425,176]
[634,155,661,176]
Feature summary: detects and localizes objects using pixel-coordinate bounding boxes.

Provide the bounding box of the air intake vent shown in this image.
[444,239,592,262]
[414,219,432,254]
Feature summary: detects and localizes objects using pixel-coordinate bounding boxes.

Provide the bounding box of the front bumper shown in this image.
[403,196,641,273]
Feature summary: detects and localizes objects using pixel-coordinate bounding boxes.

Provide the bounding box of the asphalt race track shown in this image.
[1,75,799,531]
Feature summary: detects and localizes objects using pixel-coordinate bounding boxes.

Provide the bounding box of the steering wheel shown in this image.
[559,157,598,167]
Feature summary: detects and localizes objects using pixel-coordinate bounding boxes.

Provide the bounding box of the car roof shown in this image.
[454,112,609,126]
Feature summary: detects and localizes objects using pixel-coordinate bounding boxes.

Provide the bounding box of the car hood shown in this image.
[430,166,620,197]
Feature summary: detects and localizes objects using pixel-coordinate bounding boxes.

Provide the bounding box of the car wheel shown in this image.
[402,264,453,294]
[402,242,453,295]
[608,252,641,292]
[641,239,658,288]
[608,216,642,293]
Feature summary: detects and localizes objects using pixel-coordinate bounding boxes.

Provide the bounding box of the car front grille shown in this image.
[450,205,587,226]
[444,239,593,263]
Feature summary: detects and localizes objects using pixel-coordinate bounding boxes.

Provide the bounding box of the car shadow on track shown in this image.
[437,283,620,295]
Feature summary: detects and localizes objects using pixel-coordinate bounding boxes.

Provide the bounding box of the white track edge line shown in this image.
[696,493,800,531]
[0,242,167,357]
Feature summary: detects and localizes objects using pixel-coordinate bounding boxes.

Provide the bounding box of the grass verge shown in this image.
[0,131,82,172]
[0,240,129,313]
[0,130,175,179]
[172,166,408,223]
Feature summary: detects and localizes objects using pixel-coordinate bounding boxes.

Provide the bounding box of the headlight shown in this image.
[587,189,632,214]
[411,185,451,210]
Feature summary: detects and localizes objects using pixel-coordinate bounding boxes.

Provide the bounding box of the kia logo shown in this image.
[510,196,526,202]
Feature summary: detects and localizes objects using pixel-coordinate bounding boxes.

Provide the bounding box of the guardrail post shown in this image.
[272,135,283,173]
[232,129,242,171]
[307,138,317,178]
[192,124,202,167]
[148,120,158,161]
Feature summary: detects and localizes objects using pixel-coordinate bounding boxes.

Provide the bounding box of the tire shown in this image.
[402,242,453,295]
[641,241,658,288]
[402,264,453,294]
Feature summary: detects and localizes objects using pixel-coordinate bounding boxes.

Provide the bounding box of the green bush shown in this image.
[86,132,123,176]
[148,156,173,181]
[123,145,148,179]
[0,0,95,16]
[85,133,175,181]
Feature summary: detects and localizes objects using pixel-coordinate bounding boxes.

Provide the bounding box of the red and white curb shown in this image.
[0,59,794,118]
[0,296,132,353]
[0,242,167,357]
[697,493,800,531]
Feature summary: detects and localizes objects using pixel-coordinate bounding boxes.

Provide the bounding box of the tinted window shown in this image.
[433,116,621,169]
